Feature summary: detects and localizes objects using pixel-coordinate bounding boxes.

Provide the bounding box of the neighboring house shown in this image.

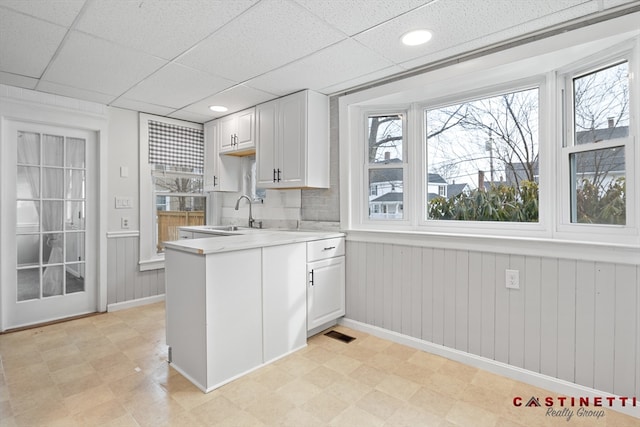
[447,182,470,199]
[369,191,404,219]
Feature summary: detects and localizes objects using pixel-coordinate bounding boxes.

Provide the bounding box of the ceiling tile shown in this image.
[36,80,117,104]
[354,0,591,65]
[42,31,167,96]
[0,8,68,77]
[0,0,85,27]
[177,0,346,82]
[246,39,396,96]
[294,0,432,36]
[76,0,257,60]
[0,71,38,89]
[110,97,176,117]
[182,84,276,119]
[120,63,235,109]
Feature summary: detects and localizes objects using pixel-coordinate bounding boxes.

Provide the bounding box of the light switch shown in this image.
[115,196,132,209]
[120,166,129,178]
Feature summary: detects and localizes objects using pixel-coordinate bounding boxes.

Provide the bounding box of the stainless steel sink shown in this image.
[201,225,242,232]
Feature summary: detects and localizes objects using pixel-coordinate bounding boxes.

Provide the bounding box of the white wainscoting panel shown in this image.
[345,239,639,398]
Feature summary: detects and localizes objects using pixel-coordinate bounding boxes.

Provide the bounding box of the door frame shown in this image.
[0,95,108,331]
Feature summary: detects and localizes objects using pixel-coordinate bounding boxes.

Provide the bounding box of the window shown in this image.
[426,88,539,222]
[366,114,406,220]
[566,61,629,225]
[139,114,205,269]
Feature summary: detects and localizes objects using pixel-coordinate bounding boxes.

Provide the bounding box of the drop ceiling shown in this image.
[1,0,639,123]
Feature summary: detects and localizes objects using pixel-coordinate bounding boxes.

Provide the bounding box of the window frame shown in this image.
[139,113,206,271]
[555,46,638,244]
[341,26,640,247]
[362,109,411,225]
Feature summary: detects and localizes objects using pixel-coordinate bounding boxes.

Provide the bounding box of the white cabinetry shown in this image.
[256,90,329,189]
[262,243,306,363]
[219,108,255,155]
[307,237,345,331]
[203,120,240,192]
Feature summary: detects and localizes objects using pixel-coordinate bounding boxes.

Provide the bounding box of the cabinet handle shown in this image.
[213,175,217,187]
[230,134,234,146]
[273,168,276,182]
[234,134,238,146]
[323,246,336,251]
[277,168,281,182]
[309,269,314,286]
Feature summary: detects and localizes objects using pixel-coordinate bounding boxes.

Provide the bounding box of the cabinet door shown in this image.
[279,92,305,186]
[256,101,278,187]
[235,108,254,151]
[263,243,306,362]
[219,115,236,152]
[307,256,345,330]
[204,120,240,192]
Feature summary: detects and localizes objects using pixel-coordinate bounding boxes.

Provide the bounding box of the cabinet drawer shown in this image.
[307,237,344,262]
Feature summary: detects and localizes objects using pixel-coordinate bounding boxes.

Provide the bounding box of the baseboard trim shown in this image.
[107,294,165,312]
[339,317,639,419]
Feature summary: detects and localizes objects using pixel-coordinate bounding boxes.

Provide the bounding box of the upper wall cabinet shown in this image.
[256,90,329,189]
[204,120,241,192]
[218,107,255,155]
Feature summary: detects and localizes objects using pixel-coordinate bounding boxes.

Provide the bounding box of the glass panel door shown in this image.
[16,131,87,301]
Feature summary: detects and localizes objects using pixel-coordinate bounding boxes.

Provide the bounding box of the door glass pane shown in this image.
[16,200,40,231]
[17,234,40,267]
[65,232,84,262]
[42,134,63,166]
[17,132,40,165]
[65,202,85,230]
[43,233,63,265]
[65,170,85,199]
[43,265,64,297]
[66,137,86,168]
[17,268,40,301]
[42,201,63,231]
[42,168,64,198]
[17,166,40,199]
[66,264,85,294]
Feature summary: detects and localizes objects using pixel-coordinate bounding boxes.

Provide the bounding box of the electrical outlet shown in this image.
[121,217,130,229]
[506,269,520,289]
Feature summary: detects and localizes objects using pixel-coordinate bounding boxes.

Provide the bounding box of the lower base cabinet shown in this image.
[306,237,346,331]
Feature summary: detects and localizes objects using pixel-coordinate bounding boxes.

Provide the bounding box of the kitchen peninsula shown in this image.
[164,228,345,392]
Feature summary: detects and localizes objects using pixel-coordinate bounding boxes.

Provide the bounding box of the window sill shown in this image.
[345,228,640,266]
[139,258,164,271]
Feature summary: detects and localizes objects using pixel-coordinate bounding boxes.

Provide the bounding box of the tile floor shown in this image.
[0,303,637,426]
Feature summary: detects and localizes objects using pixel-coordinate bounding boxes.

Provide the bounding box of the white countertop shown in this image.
[164,228,345,255]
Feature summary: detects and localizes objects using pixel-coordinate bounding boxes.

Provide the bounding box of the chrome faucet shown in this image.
[234,194,261,228]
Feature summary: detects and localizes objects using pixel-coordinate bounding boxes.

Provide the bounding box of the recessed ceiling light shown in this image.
[209,105,228,112]
[401,29,432,46]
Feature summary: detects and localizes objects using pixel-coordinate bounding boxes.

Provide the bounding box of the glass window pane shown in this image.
[17,268,40,301]
[574,62,629,145]
[16,200,40,231]
[43,265,63,297]
[42,134,64,166]
[369,168,403,220]
[154,175,203,194]
[42,201,64,231]
[155,195,206,252]
[65,169,85,199]
[65,232,84,262]
[17,132,40,165]
[65,201,85,230]
[570,146,625,225]
[66,137,86,168]
[43,233,63,265]
[17,166,39,199]
[17,234,40,267]
[42,168,64,198]
[66,264,85,294]
[368,115,403,163]
[426,88,539,222]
